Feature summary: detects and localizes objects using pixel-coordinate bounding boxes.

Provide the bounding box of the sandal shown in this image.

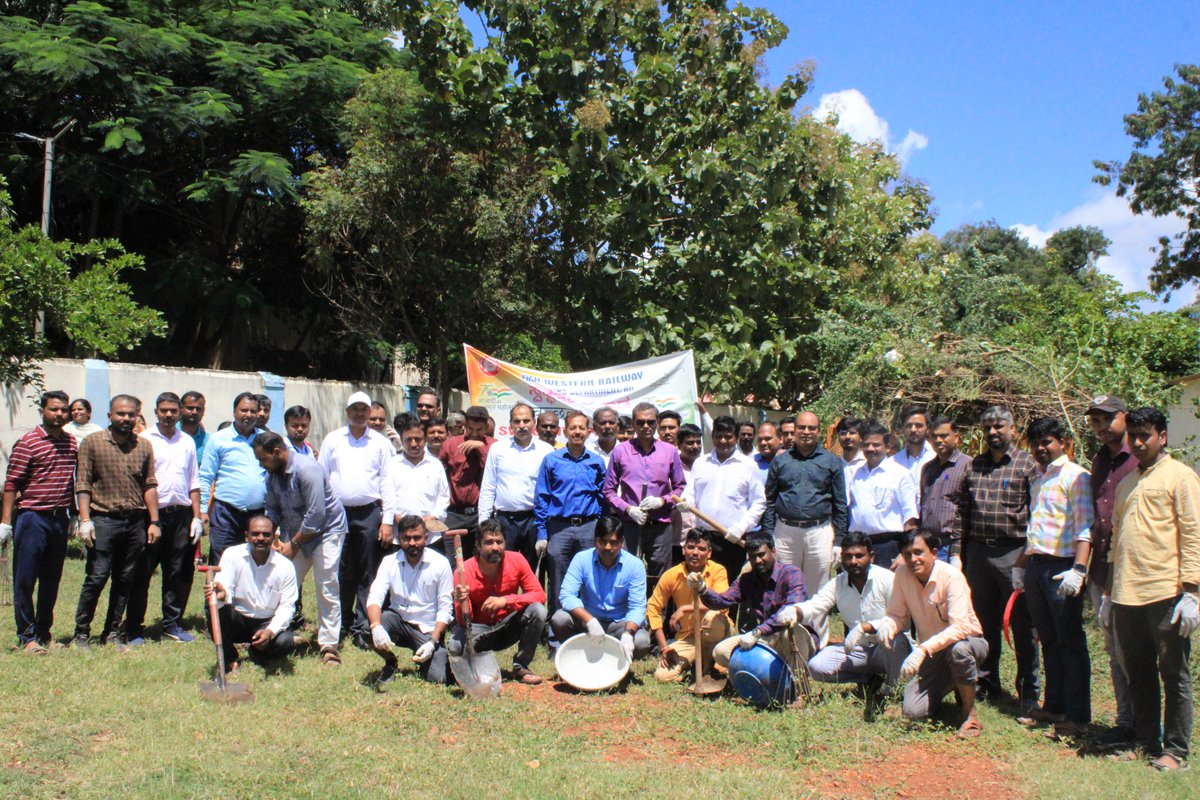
[22,641,48,656]
[319,646,342,666]
[513,667,543,685]
[957,718,984,739]
[1149,754,1188,772]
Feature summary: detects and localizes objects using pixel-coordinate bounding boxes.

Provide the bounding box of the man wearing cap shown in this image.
[198,392,265,562]
[648,529,732,682]
[318,392,396,650]
[439,405,496,560]
[1084,394,1137,750]
[478,403,553,566]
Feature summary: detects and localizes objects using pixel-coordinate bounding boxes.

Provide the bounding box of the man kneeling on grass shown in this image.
[648,529,733,682]
[205,515,299,671]
[449,519,548,685]
[857,529,988,738]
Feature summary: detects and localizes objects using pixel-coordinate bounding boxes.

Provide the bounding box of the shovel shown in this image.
[688,587,726,696]
[445,529,502,699]
[0,542,11,607]
[196,565,253,704]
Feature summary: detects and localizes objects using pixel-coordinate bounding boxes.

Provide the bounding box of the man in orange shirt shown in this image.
[648,530,733,682]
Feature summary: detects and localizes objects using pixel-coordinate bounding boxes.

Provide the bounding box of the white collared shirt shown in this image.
[388,451,450,542]
[214,544,299,635]
[367,547,453,633]
[478,436,553,518]
[318,426,395,517]
[798,563,894,643]
[140,425,200,508]
[848,458,919,534]
[888,442,935,498]
[586,438,618,470]
[689,450,765,540]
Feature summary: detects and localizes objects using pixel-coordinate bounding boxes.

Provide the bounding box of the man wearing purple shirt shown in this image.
[603,402,686,585]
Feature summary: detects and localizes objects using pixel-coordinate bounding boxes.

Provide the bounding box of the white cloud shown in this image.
[813,89,928,166]
[1011,190,1191,307]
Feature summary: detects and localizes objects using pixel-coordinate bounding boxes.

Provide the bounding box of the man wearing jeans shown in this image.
[761,410,848,647]
[198,392,265,562]
[1104,407,1198,772]
[256,432,348,666]
[73,395,160,651]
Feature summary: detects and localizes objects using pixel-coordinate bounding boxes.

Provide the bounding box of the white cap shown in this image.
[345,391,372,409]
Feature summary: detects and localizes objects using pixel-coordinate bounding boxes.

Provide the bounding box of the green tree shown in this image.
[1095,63,1200,293]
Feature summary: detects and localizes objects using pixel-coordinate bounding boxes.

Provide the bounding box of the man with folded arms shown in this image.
[206,514,299,670]
[648,529,732,682]
[847,419,919,570]
[449,519,547,685]
[478,403,553,566]
[919,416,970,566]
[858,529,988,738]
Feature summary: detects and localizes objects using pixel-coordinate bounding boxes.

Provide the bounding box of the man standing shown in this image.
[1016,417,1093,740]
[920,416,970,567]
[656,410,682,446]
[836,416,866,482]
[586,407,620,468]
[206,514,299,670]
[604,402,686,583]
[534,411,606,616]
[439,405,496,559]
[413,387,441,423]
[179,391,207,466]
[425,417,449,459]
[368,402,402,453]
[752,421,781,486]
[256,432,348,666]
[550,517,652,664]
[387,418,450,539]
[198,392,265,563]
[283,406,316,456]
[846,419,919,569]
[1104,408,1198,771]
[672,423,704,557]
[778,416,796,451]
[254,394,273,431]
[2,391,77,653]
[367,515,453,684]
[648,529,732,682]
[73,395,160,651]
[955,406,1040,709]
[860,530,988,738]
[889,405,935,494]
[127,392,203,644]
[478,403,553,566]
[450,519,548,685]
[737,420,757,458]
[761,410,848,645]
[1084,394,1138,749]
[318,392,396,650]
[536,411,561,448]
[682,415,764,578]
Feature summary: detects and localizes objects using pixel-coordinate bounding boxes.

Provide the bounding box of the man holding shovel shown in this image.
[449,519,547,685]
[648,529,732,682]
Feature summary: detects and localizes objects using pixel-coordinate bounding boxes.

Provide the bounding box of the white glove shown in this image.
[737,631,759,651]
[831,545,842,565]
[685,571,706,594]
[189,518,204,544]
[412,640,435,663]
[1171,593,1199,638]
[535,539,548,556]
[950,554,963,570]
[371,623,393,652]
[0,522,12,546]
[619,632,635,662]
[1098,594,1113,628]
[586,618,606,640]
[676,499,692,513]
[898,647,926,682]
[776,605,798,628]
[875,620,895,649]
[723,523,745,544]
[79,519,96,547]
[626,506,648,525]
[639,495,664,511]
[1011,566,1025,591]
[1053,568,1085,598]
[843,623,865,655]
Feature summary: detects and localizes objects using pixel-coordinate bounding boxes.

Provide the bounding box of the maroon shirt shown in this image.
[4,426,78,511]
[1089,440,1137,586]
[438,435,496,508]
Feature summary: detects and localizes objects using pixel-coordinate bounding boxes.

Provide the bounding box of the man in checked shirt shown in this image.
[954,405,1041,709]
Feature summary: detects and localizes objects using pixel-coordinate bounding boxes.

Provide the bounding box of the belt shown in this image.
[214,498,264,515]
[1026,553,1072,563]
[864,531,904,543]
[93,509,146,519]
[344,500,382,511]
[450,505,478,515]
[160,504,192,512]
[496,509,535,518]
[550,514,598,527]
[21,507,71,518]
[971,536,1025,548]
[779,516,829,528]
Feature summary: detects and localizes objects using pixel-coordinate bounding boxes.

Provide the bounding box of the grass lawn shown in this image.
[1,544,1196,799]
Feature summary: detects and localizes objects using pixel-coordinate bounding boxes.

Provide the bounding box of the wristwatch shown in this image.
[1071,563,1086,574]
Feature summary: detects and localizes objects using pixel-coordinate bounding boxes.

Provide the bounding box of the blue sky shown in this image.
[754,1,1197,305]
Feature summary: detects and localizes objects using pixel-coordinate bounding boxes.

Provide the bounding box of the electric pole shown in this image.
[16,118,76,336]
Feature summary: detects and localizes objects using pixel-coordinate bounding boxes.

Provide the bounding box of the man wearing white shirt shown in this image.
[206,515,299,669]
[585,407,620,468]
[388,418,450,543]
[837,416,867,487]
[680,416,764,578]
[888,405,935,497]
[848,419,919,569]
[318,392,396,649]
[128,392,204,644]
[780,533,910,697]
[367,515,454,684]
[479,403,553,566]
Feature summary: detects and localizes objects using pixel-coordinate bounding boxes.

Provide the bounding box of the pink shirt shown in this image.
[875,560,982,656]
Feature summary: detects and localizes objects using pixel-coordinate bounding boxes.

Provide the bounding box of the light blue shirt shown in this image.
[198,425,266,513]
[559,548,647,626]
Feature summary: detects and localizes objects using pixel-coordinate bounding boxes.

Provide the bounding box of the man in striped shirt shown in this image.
[1,390,77,653]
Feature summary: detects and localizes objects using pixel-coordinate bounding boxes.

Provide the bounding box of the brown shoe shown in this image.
[22,640,48,655]
[1018,707,1064,727]
[957,718,984,739]
[1047,721,1089,741]
[513,667,543,685]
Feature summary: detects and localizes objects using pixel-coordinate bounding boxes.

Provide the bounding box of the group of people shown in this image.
[2,386,1195,771]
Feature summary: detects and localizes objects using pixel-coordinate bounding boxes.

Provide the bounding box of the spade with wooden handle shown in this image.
[687,587,726,696]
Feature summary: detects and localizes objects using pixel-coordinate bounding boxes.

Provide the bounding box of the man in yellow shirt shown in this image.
[647,530,732,682]
[1103,408,1199,772]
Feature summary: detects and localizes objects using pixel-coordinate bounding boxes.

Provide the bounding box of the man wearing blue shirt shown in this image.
[198,392,265,563]
[549,517,651,663]
[534,410,606,616]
